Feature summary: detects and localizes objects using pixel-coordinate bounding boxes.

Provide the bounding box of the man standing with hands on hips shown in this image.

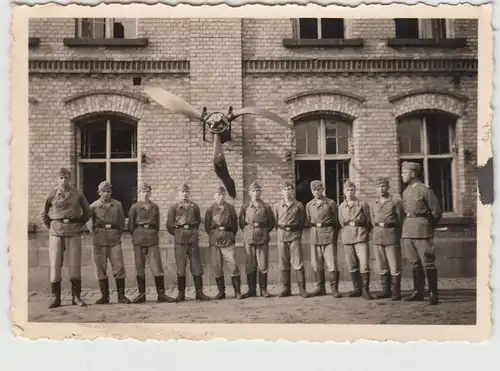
[400,161,442,305]
[41,167,92,309]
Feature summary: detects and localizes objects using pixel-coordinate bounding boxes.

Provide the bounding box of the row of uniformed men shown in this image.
[40,161,442,309]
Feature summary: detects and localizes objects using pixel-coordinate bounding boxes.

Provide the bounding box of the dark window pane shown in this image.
[431,18,447,39]
[295,123,307,140]
[321,18,344,39]
[399,139,410,154]
[295,160,321,206]
[399,158,424,193]
[295,120,319,155]
[80,121,107,159]
[337,137,349,154]
[426,115,452,154]
[398,118,422,154]
[299,18,318,39]
[110,162,138,216]
[110,121,137,159]
[307,139,318,155]
[296,138,307,155]
[428,158,453,212]
[325,160,350,205]
[80,163,106,206]
[395,18,419,39]
[325,137,337,154]
[325,121,337,137]
[410,137,421,153]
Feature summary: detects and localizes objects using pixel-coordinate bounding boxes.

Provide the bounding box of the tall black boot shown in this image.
[240,271,257,299]
[278,270,292,297]
[259,272,272,298]
[193,275,211,301]
[361,272,373,300]
[95,278,110,304]
[175,275,186,302]
[232,275,242,299]
[155,276,175,303]
[329,271,341,298]
[391,274,402,301]
[71,279,87,307]
[214,276,226,300]
[374,273,391,299]
[115,278,131,304]
[309,270,326,297]
[347,271,362,297]
[406,266,425,301]
[132,275,146,303]
[296,267,311,298]
[426,269,439,305]
[48,281,61,309]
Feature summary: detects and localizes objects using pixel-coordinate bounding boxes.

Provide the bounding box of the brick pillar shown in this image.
[188,19,244,210]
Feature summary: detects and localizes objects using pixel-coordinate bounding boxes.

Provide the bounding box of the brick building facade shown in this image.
[27,18,478,290]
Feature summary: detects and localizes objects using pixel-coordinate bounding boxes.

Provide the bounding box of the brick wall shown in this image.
[28,17,478,289]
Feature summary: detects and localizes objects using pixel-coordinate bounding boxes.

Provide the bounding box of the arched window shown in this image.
[76,116,138,216]
[294,115,352,205]
[397,112,456,213]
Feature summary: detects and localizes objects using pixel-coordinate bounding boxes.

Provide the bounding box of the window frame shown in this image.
[76,117,139,223]
[398,114,457,215]
[394,18,455,40]
[294,115,352,204]
[295,18,347,40]
[75,18,139,39]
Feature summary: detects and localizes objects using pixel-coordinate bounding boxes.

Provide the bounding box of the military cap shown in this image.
[249,181,261,191]
[343,179,356,189]
[58,167,71,177]
[376,177,390,187]
[179,183,190,192]
[98,181,112,192]
[310,180,323,190]
[215,185,226,194]
[138,181,152,192]
[282,180,295,189]
[402,161,421,172]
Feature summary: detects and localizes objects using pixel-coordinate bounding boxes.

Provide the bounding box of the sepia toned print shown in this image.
[10,3,492,342]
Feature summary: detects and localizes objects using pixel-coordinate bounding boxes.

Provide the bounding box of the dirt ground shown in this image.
[27,278,476,325]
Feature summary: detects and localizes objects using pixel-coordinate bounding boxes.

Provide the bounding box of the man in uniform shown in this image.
[40,167,91,309]
[401,162,442,305]
[128,182,175,303]
[338,180,373,300]
[166,183,210,301]
[274,181,310,298]
[204,185,241,299]
[239,181,275,299]
[88,181,131,304]
[370,177,404,300]
[305,180,341,298]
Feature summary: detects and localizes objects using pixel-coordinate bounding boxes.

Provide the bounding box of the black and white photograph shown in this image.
[10,3,492,342]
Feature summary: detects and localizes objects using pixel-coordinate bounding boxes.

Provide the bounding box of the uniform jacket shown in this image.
[40,186,91,237]
[88,198,124,247]
[204,201,238,248]
[273,199,306,242]
[166,200,201,245]
[338,198,372,245]
[128,200,161,247]
[239,200,274,245]
[306,196,340,246]
[370,195,404,246]
[402,181,442,239]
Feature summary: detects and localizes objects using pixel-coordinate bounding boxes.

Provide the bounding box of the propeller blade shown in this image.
[144,85,203,121]
[214,153,237,199]
[230,106,292,129]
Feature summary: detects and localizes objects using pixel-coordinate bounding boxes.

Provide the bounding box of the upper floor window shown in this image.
[294,115,352,206]
[76,116,138,216]
[75,18,138,39]
[394,18,452,40]
[297,18,345,39]
[397,112,456,213]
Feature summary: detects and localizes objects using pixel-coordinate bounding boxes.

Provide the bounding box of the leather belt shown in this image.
[138,223,157,230]
[313,223,333,228]
[278,225,301,231]
[175,224,196,230]
[375,222,398,228]
[250,222,266,228]
[406,213,427,218]
[96,223,119,230]
[344,222,364,227]
[212,225,233,232]
[53,218,80,224]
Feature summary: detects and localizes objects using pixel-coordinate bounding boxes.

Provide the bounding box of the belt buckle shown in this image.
[253,223,260,227]
[316,223,322,228]
[144,224,150,229]
[285,227,291,231]
[218,226,225,231]
[348,222,356,227]
[63,219,70,224]
[183,224,190,230]
[105,224,112,229]
[406,213,412,217]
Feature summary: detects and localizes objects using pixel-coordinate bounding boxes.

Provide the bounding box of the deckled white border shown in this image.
[3,0,498,368]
